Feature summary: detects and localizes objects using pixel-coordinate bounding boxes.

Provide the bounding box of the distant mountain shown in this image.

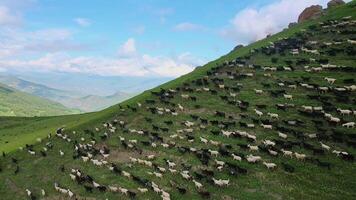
[0,83,79,117]
[4,71,171,96]
[0,75,134,112]
[63,91,135,112]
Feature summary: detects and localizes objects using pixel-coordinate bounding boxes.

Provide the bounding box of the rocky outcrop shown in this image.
[327,0,345,8]
[298,5,323,23]
[288,22,297,28]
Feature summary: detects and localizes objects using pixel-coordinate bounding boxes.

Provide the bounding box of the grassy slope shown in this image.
[0,2,355,200]
[2,0,352,154]
[0,83,79,117]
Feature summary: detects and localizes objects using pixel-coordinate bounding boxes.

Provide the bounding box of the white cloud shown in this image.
[118,38,137,57]
[0,6,22,26]
[173,22,205,32]
[74,18,92,27]
[0,38,204,78]
[220,0,338,44]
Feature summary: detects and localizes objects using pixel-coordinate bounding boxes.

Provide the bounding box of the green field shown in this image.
[0,2,356,200]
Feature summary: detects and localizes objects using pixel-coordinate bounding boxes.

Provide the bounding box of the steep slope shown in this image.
[0,83,79,117]
[0,2,356,200]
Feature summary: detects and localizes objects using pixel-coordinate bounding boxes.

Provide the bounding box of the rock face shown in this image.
[298,5,323,23]
[288,22,297,28]
[327,0,345,8]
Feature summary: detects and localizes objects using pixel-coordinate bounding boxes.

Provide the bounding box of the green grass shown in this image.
[0,83,79,117]
[0,1,356,200]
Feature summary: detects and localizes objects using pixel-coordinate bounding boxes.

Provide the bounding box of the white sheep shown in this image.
[267,112,279,119]
[263,162,277,169]
[324,77,336,84]
[261,124,272,129]
[294,152,306,160]
[193,179,203,189]
[254,109,263,117]
[278,132,287,139]
[248,144,259,151]
[254,89,263,94]
[342,122,355,128]
[320,142,331,151]
[138,188,148,193]
[281,149,293,157]
[283,94,293,100]
[232,154,242,161]
[209,149,219,157]
[337,109,352,115]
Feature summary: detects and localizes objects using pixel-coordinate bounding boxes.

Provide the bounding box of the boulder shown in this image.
[327,0,345,8]
[298,5,323,23]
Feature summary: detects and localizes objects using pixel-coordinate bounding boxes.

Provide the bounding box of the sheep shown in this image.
[214,159,225,166]
[324,77,336,84]
[122,171,131,178]
[67,189,74,198]
[166,160,176,168]
[342,122,355,128]
[329,117,340,123]
[320,142,331,151]
[347,39,356,44]
[28,150,36,155]
[212,178,229,187]
[25,189,32,198]
[261,124,272,129]
[263,140,275,146]
[302,105,313,112]
[281,149,293,157]
[337,109,352,116]
[232,154,242,161]
[254,109,263,117]
[222,130,233,137]
[247,123,255,128]
[138,188,148,193]
[153,172,163,178]
[178,104,184,111]
[180,171,191,180]
[283,94,293,100]
[254,89,263,94]
[263,162,277,169]
[119,187,128,195]
[210,140,220,146]
[294,152,306,160]
[109,186,118,192]
[268,149,278,156]
[181,94,189,99]
[278,132,287,139]
[267,112,279,119]
[59,150,64,156]
[246,155,261,163]
[193,179,203,189]
[248,144,259,151]
[209,149,219,157]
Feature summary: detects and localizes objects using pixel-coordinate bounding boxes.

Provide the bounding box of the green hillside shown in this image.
[0,2,356,200]
[0,83,79,117]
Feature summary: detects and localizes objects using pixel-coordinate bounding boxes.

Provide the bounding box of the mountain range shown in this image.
[0,75,134,113]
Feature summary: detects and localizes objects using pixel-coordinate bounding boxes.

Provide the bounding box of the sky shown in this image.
[0,0,348,79]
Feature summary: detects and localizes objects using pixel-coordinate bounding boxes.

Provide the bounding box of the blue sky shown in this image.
[0,0,341,78]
